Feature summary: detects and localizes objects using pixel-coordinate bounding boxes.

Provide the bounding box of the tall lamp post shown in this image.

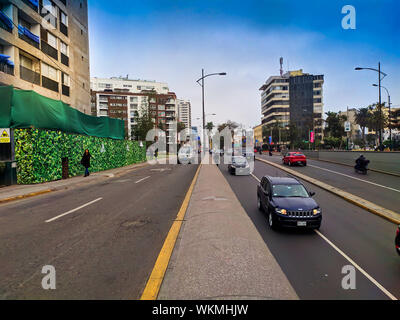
[355,63,387,148]
[373,84,392,149]
[197,69,226,155]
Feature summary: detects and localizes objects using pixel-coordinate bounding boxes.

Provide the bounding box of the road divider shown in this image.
[140,164,202,300]
[45,198,103,223]
[256,157,400,225]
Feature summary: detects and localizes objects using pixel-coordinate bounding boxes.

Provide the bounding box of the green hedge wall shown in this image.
[14,129,146,184]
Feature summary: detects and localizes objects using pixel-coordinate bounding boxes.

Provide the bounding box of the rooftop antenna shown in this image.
[280,57,284,77]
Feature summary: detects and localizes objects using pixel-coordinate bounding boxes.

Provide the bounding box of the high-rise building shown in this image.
[0,0,90,113]
[177,99,191,136]
[259,69,324,141]
[90,77,178,144]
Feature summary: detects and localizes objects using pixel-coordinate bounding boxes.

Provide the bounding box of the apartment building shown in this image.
[259,69,324,141]
[91,77,170,95]
[0,0,90,113]
[177,99,191,136]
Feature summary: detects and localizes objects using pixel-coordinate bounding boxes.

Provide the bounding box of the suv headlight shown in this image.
[313,208,321,215]
[276,208,287,215]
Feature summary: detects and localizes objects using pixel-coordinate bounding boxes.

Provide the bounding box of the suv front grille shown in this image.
[287,211,313,218]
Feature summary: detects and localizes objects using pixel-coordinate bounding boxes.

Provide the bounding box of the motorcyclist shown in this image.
[355,154,369,172]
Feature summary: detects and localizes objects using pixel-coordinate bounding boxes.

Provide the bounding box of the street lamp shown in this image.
[355,63,387,147]
[373,84,392,149]
[197,69,226,154]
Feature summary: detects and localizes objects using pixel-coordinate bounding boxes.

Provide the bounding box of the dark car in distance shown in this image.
[396,226,400,256]
[257,176,322,230]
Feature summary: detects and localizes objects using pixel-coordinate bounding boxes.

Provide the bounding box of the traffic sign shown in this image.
[0,128,10,144]
[345,121,351,132]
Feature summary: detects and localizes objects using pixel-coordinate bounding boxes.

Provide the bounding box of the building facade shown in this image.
[177,99,191,136]
[0,0,90,113]
[259,69,324,141]
[253,124,263,147]
[90,77,179,144]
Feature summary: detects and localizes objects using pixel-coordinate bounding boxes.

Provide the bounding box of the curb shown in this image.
[0,162,149,205]
[0,189,53,204]
[140,164,202,300]
[256,157,400,225]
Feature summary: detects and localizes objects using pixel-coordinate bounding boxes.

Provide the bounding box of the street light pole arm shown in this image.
[356,67,388,80]
[196,72,227,85]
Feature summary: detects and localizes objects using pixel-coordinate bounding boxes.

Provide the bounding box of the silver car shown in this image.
[228,156,251,176]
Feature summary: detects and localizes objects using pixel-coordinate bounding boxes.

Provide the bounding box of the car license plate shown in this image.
[297,221,307,227]
[297,161,302,164]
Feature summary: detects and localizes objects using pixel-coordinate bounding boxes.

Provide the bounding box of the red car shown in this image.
[283,152,307,167]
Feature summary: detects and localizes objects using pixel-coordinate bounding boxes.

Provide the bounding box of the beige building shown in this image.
[253,124,263,146]
[177,99,191,136]
[0,0,90,113]
[259,69,324,141]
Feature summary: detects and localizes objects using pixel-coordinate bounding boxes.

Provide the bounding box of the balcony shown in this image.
[60,22,68,37]
[61,52,69,66]
[42,75,58,92]
[0,61,14,75]
[22,0,39,12]
[20,65,40,85]
[62,84,69,96]
[0,11,13,33]
[18,26,40,49]
[41,40,58,60]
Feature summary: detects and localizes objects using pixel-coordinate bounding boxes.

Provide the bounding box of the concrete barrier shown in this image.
[297,150,400,176]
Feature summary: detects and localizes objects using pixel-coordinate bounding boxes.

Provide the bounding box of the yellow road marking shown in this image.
[140,164,202,300]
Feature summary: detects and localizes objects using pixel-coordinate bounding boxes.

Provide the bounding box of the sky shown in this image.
[88,0,400,129]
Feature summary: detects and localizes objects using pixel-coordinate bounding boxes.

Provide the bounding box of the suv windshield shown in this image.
[272,184,309,198]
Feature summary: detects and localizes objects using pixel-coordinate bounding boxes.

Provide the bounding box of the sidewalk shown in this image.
[0,162,148,204]
[158,163,298,300]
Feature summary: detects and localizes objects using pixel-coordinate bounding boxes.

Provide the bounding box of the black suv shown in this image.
[257,176,322,230]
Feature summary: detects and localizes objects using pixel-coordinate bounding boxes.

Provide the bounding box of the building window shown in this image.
[41,62,58,81]
[60,10,68,26]
[47,32,57,48]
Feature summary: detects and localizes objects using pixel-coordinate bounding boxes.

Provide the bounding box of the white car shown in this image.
[228,156,251,176]
[178,146,196,164]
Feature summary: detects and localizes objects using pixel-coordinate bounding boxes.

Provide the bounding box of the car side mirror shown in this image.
[309,191,316,197]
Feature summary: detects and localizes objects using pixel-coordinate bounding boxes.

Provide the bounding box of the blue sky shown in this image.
[88,0,400,128]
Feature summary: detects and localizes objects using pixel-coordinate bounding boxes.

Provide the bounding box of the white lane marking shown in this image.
[249,173,397,300]
[315,230,397,300]
[251,173,261,183]
[308,164,400,193]
[45,198,103,223]
[135,176,150,184]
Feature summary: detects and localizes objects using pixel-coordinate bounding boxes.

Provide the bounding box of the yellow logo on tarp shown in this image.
[0,129,10,143]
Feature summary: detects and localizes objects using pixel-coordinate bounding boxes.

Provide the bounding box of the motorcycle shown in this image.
[354,160,369,175]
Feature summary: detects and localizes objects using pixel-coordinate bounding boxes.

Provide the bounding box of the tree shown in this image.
[324,112,347,139]
[368,104,388,142]
[133,106,155,141]
[355,107,370,148]
[177,122,186,133]
[206,122,215,131]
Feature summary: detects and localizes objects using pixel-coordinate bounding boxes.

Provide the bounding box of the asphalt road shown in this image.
[259,154,400,213]
[219,160,400,300]
[0,162,198,299]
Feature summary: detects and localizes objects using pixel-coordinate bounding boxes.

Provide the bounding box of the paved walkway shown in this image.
[0,162,148,203]
[158,163,298,300]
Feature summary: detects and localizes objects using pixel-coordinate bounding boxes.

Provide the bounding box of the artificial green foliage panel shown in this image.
[14,129,146,184]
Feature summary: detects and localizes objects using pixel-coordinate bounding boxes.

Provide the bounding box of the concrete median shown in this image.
[158,164,298,300]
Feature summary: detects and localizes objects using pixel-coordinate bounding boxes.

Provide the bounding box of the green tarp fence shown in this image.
[0,85,125,140]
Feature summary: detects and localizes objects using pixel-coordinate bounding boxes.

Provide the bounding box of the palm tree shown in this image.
[206,122,215,131]
[355,107,369,148]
